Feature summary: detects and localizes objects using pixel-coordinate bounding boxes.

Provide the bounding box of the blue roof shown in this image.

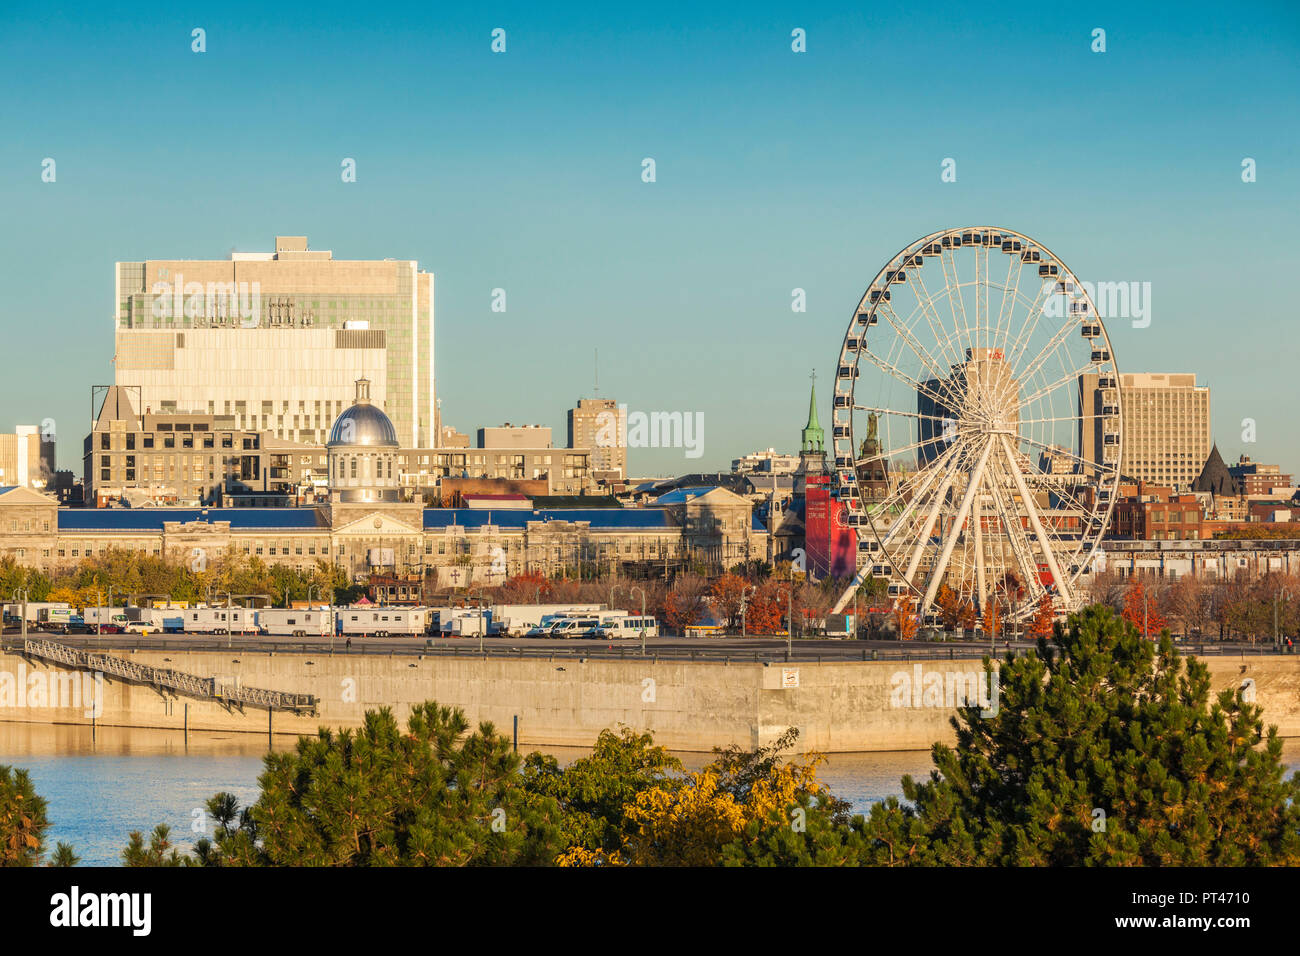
[423,508,673,530]
[59,508,323,532]
[653,486,722,505]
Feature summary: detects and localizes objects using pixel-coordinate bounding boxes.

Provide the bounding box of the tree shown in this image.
[709,573,748,629]
[1,765,48,866]
[0,766,77,867]
[522,727,683,864]
[661,574,708,633]
[892,601,919,641]
[122,825,189,867]
[982,595,1002,641]
[743,580,789,635]
[859,605,1300,865]
[935,585,962,630]
[1028,594,1055,640]
[597,729,863,866]
[129,702,566,866]
[1122,580,1166,639]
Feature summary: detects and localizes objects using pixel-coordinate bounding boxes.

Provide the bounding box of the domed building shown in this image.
[327,378,401,504]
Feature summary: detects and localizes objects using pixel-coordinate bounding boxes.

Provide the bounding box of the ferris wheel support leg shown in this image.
[831,568,869,615]
[973,482,987,610]
[902,453,963,586]
[921,440,994,614]
[998,434,1073,608]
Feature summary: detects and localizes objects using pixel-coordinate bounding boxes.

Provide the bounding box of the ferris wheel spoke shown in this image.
[938,250,975,361]
[994,250,1028,360]
[898,444,972,585]
[874,298,962,387]
[1014,431,1110,476]
[1003,284,1058,373]
[983,456,1049,605]
[1018,359,1104,413]
[905,269,966,370]
[920,438,994,612]
[996,434,1073,607]
[872,447,960,548]
[858,348,963,416]
[1011,318,1085,399]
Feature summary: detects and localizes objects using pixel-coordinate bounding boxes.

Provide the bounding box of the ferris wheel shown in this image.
[828,227,1122,623]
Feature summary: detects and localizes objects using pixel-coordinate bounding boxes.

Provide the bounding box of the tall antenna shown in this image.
[593,348,599,397]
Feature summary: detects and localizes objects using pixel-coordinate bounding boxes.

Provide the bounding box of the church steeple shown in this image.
[800,371,824,454]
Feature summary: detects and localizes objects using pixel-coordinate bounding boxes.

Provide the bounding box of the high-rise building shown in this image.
[113,236,435,448]
[1080,372,1210,492]
[568,398,627,477]
[0,426,56,491]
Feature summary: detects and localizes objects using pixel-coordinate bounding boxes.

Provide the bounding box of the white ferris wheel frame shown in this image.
[828,226,1123,623]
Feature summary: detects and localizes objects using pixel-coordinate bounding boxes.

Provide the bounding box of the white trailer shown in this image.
[258,607,336,637]
[338,606,431,637]
[84,607,129,631]
[491,604,604,637]
[3,601,70,625]
[181,607,261,635]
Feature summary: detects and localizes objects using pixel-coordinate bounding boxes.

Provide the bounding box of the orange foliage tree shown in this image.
[709,573,749,629]
[744,581,790,635]
[935,584,962,629]
[893,601,919,641]
[1029,594,1055,640]
[1122,580,1167,639]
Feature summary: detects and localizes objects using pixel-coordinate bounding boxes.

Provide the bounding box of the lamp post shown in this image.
[1275,586,1291,651]
[630,586,646,656]
[11,588,29,645]
[740,584,756,639]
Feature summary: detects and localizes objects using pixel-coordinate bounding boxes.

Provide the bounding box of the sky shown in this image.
[1,0,1297,477]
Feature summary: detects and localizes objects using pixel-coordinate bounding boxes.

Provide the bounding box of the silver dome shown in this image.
[327,403,399,447]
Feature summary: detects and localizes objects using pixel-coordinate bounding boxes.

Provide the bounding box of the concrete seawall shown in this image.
[2,648,1298,753]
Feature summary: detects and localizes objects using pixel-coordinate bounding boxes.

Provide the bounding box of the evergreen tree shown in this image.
[861,605,1300,865]
[136,702,566,866]
[0,766,49,866]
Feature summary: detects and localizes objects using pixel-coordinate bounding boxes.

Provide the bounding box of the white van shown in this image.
[595,616,659,640]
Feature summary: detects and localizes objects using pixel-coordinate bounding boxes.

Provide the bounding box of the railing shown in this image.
[8,634,1288,666]
[20,637,318,714]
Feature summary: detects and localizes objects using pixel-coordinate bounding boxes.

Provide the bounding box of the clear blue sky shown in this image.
[2,0,1297,477]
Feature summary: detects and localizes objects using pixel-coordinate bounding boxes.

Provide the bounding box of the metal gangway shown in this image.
[22,638,318,715]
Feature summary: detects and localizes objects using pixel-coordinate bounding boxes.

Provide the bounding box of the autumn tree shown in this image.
[523,728,683,864]
[661,574,708,632]
[709,573,749,629]
[935,585,962,630]
[744,580,790,635]
[893,601,919,641]
[1121,580,1166,639]
[1028,594,1056,640]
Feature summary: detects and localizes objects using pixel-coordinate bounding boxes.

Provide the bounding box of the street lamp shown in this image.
[1275,586,1292,651]
[10,588,29,645]
[740,584,756,639]
[630,585,646,656]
